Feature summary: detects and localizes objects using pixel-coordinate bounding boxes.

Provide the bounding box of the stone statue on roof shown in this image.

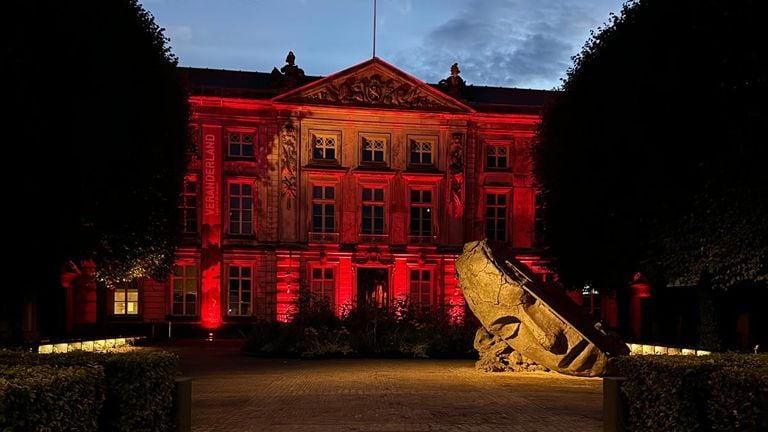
[271,51,306,90]
[438,62,467,99]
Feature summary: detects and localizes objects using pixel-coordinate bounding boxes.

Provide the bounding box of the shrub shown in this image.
[242,295,477,359]
[0,349,178,432]
[0,364,105,432]
[613,354,768,432]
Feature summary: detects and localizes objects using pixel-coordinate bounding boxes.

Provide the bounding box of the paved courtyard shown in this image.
[163,339,603,432]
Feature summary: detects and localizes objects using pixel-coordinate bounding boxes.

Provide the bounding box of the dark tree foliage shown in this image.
[534,0,767,292]
[3,0,188,332]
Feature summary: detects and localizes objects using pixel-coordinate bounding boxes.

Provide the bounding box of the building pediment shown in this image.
[272,57,474,113]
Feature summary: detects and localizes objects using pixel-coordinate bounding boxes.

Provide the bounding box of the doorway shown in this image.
[357,267,389,309]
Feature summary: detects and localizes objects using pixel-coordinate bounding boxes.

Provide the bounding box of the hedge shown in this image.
[613,354,768,432]
[0,350,178,432]
[0,365,104,432]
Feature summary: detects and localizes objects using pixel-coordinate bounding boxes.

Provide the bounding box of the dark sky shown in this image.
[142,0,625,89]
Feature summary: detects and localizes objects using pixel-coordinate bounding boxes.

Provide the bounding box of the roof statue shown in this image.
[438,62,467,99]
[271,51,306,90]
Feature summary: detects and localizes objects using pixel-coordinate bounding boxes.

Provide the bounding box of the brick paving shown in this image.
[161,340,603,432]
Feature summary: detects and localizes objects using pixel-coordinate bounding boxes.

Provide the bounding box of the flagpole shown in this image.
[372,0,377,58]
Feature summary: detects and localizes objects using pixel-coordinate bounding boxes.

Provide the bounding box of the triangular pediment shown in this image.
[272,57,474,113]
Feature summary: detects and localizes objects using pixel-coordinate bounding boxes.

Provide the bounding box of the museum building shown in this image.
[67,53,617,332]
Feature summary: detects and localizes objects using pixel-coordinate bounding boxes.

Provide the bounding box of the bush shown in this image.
[0,350,178,432]
[613,354,768,432]
[242,295,477,359]
[0,364,104,432]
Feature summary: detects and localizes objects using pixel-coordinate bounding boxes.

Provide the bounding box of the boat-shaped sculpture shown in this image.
[456,240,629,377]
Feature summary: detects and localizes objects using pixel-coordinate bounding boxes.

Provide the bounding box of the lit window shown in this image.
[409,139,434,166]
[486,144,509,170]
[180,178,198,234]
[311,133,337,161]
[409,189,433,236]
[310,267,335,307]
[361,136,386,163]
[361,187,385,234]
[172,263,197,316]
[228,265,252,316]
[228,132,255,158]
[113,281,139,316]
[229,182,253,235]
[409,269,431,308]
[485,193,507,241]
[311,185,335,233]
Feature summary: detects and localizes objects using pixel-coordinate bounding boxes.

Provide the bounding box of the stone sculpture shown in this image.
[455,240,629,377]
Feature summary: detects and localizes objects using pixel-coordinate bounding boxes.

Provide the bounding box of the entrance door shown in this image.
[357,267,389,309]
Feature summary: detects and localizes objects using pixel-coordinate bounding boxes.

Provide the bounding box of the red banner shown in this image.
[201,126,222,328]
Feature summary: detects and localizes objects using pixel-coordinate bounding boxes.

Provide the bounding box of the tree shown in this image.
[534,0,767,293]
[3,0,189,339]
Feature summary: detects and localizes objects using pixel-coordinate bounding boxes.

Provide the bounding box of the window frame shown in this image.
[359,133,390,166]
[485,142,511,171]
[171,262,198,316]
[113,280,140,317]
[360,186,385,235]
[408,188,434,237]
[311,184,336,233]
[180,176,199,235]
[309,130,341,164]
[485,190,510,242]
[407,135,437,168]
[226,130,256,159]
[309,265,336,308]
[226,263,253,317]
[227,180,255,236]
[408,267,433,309]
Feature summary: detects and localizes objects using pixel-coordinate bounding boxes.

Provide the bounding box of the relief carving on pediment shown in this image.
[299,73,446,109]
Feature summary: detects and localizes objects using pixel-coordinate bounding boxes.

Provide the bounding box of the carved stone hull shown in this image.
[456,240,629,377]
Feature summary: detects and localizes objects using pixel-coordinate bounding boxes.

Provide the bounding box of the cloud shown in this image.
[392,0,622,89]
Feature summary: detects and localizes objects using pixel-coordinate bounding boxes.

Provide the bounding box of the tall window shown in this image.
[534,192,545,246]
[311,133,337,161]
[113,281,139,316]
[312,185,335,232]
[172,263,197,316]
[229,182,253,235]
[310,267,335,307]
[228,265,252,316]
[409,139,434,166]
[486,193,507,241]
[180,179,198,234]
[228,132,255,158]
[361,136,386,163]
[409,269,432,308]
[361,187,384,234]
[486,144,509,170]
[409,189,433,236]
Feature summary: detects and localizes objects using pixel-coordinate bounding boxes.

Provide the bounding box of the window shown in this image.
[486,144,509,170]
[409,138,434,166]
[485,193,507,241]
[409,189,433,236]
[180,179,198,234]
[311,133,337,161]
[361,136,386,163]
[228,265,252,316]
[409,269,432,308]
[113,281,139,316]
[228,132,255,158]
[311,185,335,233]
[534,192,545,246]
[361,187,384,234]
[310,267,335,307]
[229,182,253,235]
[172,263,197,316]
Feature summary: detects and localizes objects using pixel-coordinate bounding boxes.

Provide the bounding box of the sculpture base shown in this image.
[474,328,550,373]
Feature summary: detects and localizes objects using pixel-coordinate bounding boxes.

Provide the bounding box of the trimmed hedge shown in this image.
[1,365,104,432]
[0,350,178,432]
[613,354,768,432]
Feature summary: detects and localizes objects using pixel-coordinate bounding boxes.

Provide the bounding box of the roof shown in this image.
[180,66,555,114]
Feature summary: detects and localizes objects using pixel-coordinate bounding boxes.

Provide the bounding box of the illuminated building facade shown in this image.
[75,55,616,333]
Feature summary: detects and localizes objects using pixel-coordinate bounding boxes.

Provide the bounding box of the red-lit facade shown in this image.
[72,57,617,332]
